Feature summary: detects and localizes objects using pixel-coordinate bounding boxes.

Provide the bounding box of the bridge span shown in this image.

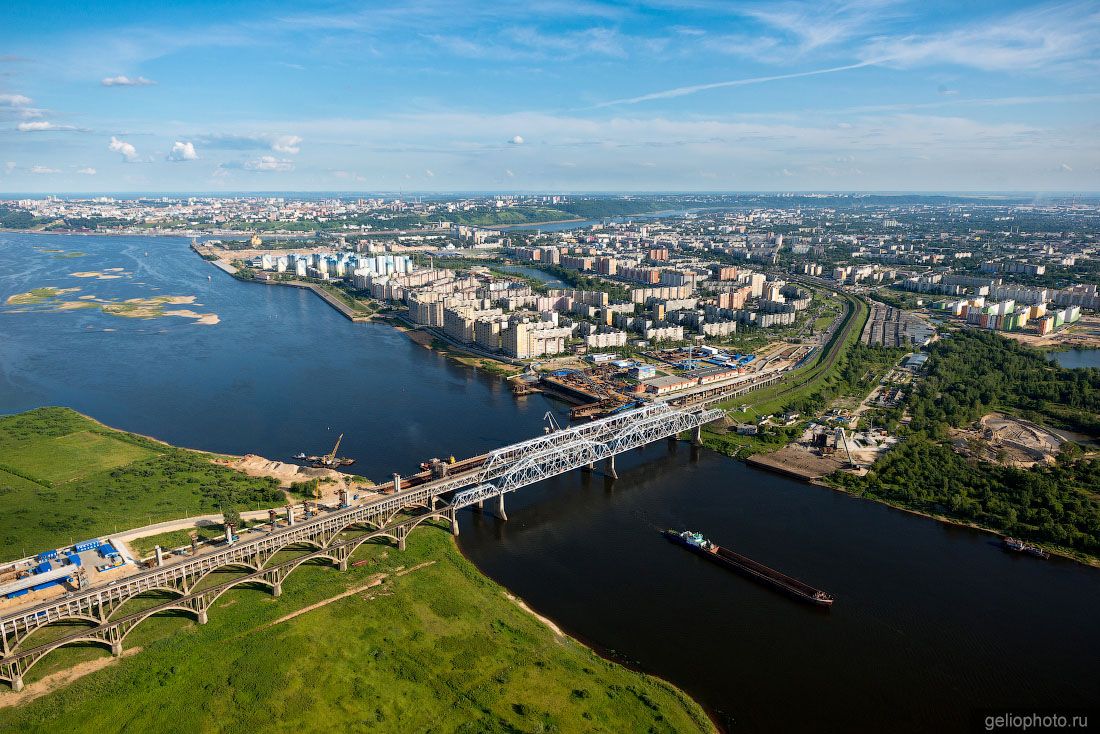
[0,402,722,690]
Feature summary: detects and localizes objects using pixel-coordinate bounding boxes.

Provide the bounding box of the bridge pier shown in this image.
[398,528,407,551]
[476,499,484,511]
[605,454,618,480]
[111,640,123,657]
[582,462,594,472]
[273,581,282,597]
[337,557,348,572]
[692,424,703,447]
[497,493,508,522]
[11,674,22,693]
[196,608,208,625]
[155,545,164,567]
[449,507,460,537]
[286,505,295,526]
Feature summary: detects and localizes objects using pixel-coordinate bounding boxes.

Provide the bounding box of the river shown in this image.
[1048,348,1100,369]
[2,232,1098,732]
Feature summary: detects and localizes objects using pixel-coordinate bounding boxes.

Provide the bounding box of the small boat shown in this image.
[293,452,307,460]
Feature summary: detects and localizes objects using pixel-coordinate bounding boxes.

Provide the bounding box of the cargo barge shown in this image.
[663,530,834,606]
[1002,537,1049,559]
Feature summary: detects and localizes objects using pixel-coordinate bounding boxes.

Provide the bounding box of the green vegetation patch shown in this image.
[5,287,80,306]
[0,408,284,561]
[833,436,1100,558]
[0,529,712,733]
[0,430,154,485]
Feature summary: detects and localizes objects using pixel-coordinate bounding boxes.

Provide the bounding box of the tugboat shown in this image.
[664,530,834,607]
[1002,537,1050,559]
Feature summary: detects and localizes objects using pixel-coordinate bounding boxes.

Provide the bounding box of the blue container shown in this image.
[6,589,29,599]
[31,579,60,591]
[36,550,58,561]
[34,561,52,574]
[74,539,101,553]
[67,553,82,567]
[99,543,119,558]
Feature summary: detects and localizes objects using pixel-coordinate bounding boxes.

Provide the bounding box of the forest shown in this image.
[835,329,1100,558]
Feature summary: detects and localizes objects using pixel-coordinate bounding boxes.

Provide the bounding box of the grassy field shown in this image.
[0,525,713,734]
[0,407,285,561]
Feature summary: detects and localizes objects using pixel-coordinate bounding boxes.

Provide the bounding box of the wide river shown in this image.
[2,233,1097,732]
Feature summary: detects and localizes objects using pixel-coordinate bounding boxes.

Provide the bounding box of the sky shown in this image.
[1,0,1098,193]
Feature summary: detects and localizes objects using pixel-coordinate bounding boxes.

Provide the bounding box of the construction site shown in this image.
[951,413,1065,468]
[513,341,814,420]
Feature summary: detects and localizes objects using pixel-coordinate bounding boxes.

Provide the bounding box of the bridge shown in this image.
[0,402,722,691]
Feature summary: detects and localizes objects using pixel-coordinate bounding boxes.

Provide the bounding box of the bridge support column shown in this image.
[398,531,407,552]
[337,557,348,572]
[155,545,164,567]
[272,581,282,597]
[450,507,460,536]
[286,505,295,526]
[582,462,594,473]
[497,494,508,522]
[605,454,618,480]
[11,674,23,693]
[111,641,123,657]
[476,499,484,511]
[692,424,703,447]
[196,608,208,625]
[392,473,402,494]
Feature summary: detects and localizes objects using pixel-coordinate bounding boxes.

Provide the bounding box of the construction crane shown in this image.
[544,411,563,434]
[309,433,356,468]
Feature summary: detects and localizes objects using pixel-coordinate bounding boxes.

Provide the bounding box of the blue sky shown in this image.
[1,0,1098,192]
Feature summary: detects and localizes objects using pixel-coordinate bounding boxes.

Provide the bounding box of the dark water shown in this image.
[1048,348,1100,370]
[2,233,1098,732]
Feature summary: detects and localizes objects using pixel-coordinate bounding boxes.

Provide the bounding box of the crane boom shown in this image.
[326,433,343,464]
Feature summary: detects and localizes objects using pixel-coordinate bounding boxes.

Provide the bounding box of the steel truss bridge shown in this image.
[0,403,721,690]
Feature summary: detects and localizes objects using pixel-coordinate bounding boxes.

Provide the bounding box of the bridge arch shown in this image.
[16,636,117,681]
[186,560,262,592]
[117,605,204,643]
[5,613,105,654]
[105,585,188,620]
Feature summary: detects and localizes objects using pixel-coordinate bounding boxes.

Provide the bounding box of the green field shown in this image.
[0,529,711,732]
[0,409,714,731]
[0,407,285,561]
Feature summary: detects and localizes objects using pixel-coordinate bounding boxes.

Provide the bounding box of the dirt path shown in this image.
[0,647,143,709]
[263,574,388,629]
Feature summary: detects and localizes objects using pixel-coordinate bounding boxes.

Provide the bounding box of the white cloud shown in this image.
[3,162,15,174]
[243,155,293,171]
[109,136,140,162]
[271,135,302,154]
[168,141,198,161]
[864,3,1100,72]
[505,169,515,177]
[509,135,524,145]
[29,165,60,174]
[77,167,97,175]
[101,75,156,87]
[425,168,434,177]
[0,94,32,107]
[17,121,77,132]
[1060,163,1073,172]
